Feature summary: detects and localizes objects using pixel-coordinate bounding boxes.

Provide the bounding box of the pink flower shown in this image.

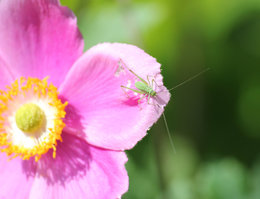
[0,0,170,198]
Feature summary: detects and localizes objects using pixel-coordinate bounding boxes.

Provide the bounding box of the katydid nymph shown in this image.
[120,63,176,153]
[120,61,209,154]
[121,68,158,105]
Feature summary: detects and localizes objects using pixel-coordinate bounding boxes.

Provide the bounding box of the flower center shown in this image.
[15,103,45,133]
[0,77,67,162]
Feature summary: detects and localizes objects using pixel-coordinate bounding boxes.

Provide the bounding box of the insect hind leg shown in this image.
[138,94,147,104]
[121,85,130,98]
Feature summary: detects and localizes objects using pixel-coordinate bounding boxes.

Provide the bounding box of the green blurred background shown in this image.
[61,0,260,198]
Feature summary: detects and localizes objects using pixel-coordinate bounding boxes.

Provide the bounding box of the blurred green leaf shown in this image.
[196,158,248,199]
[239,84,260,137]
[249,158,260,199]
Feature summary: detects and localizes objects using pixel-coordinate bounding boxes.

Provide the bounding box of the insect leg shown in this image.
[138,94,147,104]
[118,59,148,85]
[146,74,160,91]
[152,79,160,88]
[121,85,146,94]
[146,95,157,106]
[146,75,151,87]
[147,94,151,105]
[129,69,148,85]
[121,86,130,98]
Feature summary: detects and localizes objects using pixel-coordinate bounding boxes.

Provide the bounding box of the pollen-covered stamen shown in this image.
[0,77,68,162]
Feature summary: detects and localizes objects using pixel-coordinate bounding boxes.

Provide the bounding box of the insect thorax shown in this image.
[150,90,156,96]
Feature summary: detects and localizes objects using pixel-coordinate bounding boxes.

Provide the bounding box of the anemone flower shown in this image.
[0,0,170,198]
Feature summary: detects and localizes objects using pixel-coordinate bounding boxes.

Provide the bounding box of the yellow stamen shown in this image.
[0,77,67,162]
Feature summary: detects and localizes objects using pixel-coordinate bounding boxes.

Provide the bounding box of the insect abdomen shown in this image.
[135,81,156,96]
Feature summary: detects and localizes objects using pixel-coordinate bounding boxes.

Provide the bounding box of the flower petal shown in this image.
[0,0,84,87]
[29,133,128,199]
[0,55,13,90]
[59,43,170,150]
[0,153,36,199]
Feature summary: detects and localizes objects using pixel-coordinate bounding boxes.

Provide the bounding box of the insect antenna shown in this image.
[168,67,210,92]
[158,67,210,154]
[162,112,176,154]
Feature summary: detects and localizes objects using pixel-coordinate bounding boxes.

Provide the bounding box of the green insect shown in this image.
[120,68,158,105]
[120,61,209,154]
[120,63,176,152]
